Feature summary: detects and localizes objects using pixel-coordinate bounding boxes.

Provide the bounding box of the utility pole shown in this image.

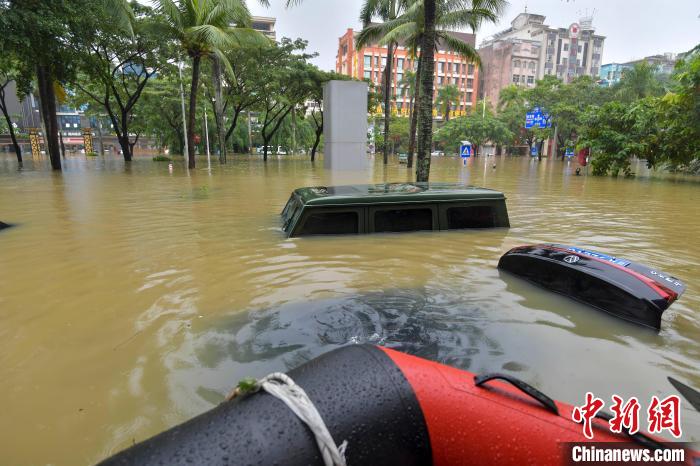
[203,87,211,169]
[247,110,253,154]
[178,60,189,164]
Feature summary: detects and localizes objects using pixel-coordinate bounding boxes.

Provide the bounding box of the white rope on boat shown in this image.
[228,372,348,466]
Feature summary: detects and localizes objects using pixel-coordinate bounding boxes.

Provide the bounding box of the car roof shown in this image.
[293,182,505,206]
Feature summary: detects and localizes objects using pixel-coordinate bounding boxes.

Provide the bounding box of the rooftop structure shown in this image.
[479,12,605,107]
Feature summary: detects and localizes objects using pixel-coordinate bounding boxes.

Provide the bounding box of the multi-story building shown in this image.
[251,16,276,41]
[599,53,680,87]
[479,12,605,108]
[336,27,479,119]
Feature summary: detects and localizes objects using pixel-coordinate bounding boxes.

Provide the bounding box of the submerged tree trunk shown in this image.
[415,0,436,182]
[407,54,422,169]
[187,55,201,169]
[59,130,66,157]
[37,65,61,170]
[212,55,226,163]
[0,82,22,166]
[382,42,395,165]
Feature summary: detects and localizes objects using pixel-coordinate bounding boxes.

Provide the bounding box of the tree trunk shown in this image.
[382,42,395,165]
[187,55,201,169]
[59,130,66,158]
[311,127,322,162]
[119,113,132,161]
[97,119,105,154]
[407,54,422,169]
[37,65,61,170]
[415,0,436,182]
[291,108,297,156]
[0,84,22,165]
[212,55,226,163]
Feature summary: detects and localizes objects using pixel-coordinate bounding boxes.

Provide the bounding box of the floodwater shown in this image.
[0,153,698,465]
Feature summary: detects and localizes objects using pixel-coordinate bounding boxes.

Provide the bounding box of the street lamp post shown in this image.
[177,60,189,167]
[203,86,211,170]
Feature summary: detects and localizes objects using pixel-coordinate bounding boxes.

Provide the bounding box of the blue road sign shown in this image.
[530,145,539,156]
[525,107,552,129]
[565,147,574,157]
[460,144,471,158]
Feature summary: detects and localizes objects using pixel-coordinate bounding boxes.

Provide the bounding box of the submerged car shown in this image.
[281,182,509,237]
[498,244,686,330]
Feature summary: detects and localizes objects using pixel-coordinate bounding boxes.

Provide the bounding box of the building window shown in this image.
[512,75,519,83]
[364,55,371,67]
[521,75,527,83]
[513,59,521,68]
[467,78,473,88]
[439,62,445,73]
[527,76,534,85]
[578,45,582,53]
[438,76,444,84]
[452,62,459,73]
[563,43,569,52]
[397,58,404,70]
[467,91,473,101]
[364,70,371,79]
[529,61,536,70]
[468,64,475,75]
[381,57,387,67]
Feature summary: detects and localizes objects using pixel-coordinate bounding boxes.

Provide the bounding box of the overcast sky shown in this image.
[248,0,700,71]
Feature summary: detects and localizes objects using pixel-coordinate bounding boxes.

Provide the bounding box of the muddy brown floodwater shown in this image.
[0,154,698,465]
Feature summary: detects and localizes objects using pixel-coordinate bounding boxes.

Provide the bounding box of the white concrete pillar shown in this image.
[323,80,368,172]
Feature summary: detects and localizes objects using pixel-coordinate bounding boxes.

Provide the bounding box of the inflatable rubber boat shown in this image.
[99,345,697,465]
[498,244,686,330]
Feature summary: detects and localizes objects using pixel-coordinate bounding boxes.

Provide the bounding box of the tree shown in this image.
[614,62,665,103]
[132,66,187,154]
[364,0,506,178]
[358,0,408,165]
[0,54,23,165]
[72,4,163,161]
[436,112,512,156]
[0,0,133,171]
[436,84,459,121]
[154,0,252,169]
[415,0,436,181]
[255,39,316,161]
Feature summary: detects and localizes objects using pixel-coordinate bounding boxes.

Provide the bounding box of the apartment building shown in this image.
[336,27,479,119]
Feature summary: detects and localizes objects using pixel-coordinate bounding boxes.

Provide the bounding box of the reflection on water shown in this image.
[0,154,699,465]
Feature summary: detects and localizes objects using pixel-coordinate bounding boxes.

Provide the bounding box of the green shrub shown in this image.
[86,151,99,157]
[152,155,172,162]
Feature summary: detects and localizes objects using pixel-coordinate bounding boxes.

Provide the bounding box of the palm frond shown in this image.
[379,22,419,47]
[437,32,480,65]
[154,0,184,31]
[103,0,135,36]
[186,24,233,51]
[226,27,272,48]
[438,8,498,31]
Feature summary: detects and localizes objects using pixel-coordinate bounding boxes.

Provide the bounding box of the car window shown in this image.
[298,211,359,235]
[374,208,433,232]
[446,205,496,229]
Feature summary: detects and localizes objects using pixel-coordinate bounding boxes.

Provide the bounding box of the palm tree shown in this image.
[358,0,408,165]
[614,62,664,103]
[362,0,505,175]
[436,84,459,121]
[155,0,255,169]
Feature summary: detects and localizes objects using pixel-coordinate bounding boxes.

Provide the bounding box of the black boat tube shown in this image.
[98,345,431,466]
